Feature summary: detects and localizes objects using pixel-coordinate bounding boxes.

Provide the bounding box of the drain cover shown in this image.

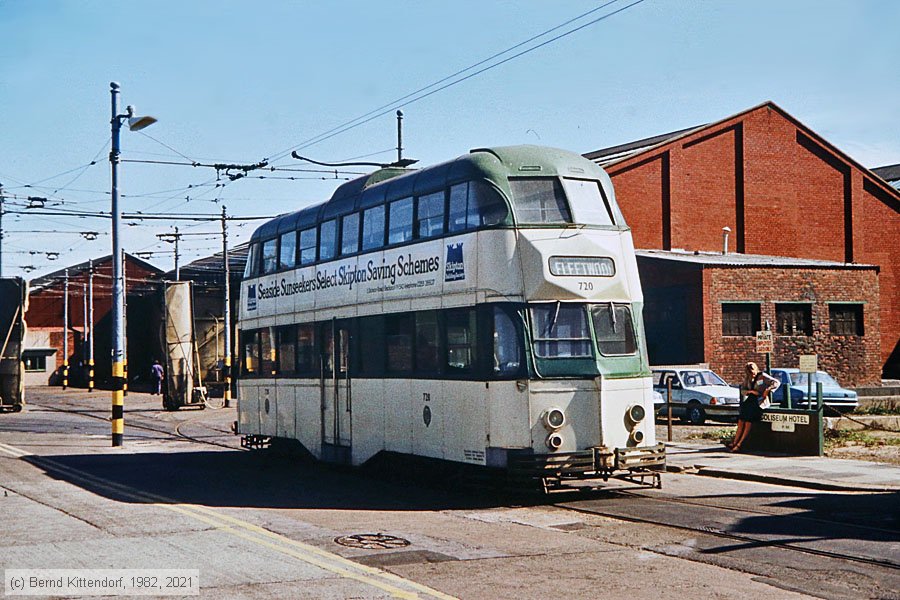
[334,533,411,550]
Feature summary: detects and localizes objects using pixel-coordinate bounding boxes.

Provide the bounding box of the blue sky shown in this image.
[1,0,898,279]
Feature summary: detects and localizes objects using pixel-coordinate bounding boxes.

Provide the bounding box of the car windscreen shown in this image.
[679,370,727,386]
[789,371,841,387]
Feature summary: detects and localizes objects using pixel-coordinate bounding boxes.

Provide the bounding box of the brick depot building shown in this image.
[586,101,900,381]
[24,254,163,387]
[637,250,880,386]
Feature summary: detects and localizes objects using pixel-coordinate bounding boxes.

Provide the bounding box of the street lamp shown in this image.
[109,81,156,447]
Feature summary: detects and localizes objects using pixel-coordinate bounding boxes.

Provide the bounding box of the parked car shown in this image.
[770,368,858,413]
[651,367,741,424]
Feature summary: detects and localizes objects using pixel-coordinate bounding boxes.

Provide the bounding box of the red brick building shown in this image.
[586,102,900,379]
[637,250,880,386]
[24,255,163,386]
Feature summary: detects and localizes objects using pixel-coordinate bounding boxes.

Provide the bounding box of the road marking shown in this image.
[0,441,457,600]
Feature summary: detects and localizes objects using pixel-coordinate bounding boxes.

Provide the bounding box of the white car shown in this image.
[652,367,741,425]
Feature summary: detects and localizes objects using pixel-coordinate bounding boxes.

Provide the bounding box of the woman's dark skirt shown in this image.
[739,396,764,422]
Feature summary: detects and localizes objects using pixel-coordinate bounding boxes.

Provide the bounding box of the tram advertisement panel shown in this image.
[242,232,484,319]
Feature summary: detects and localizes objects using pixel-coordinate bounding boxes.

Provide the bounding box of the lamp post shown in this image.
[109,81,156,447]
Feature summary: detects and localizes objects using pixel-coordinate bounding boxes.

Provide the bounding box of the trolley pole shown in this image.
[63,269,69,389]
[396,110,404,163]
[222,206,232,408]
[88,260,95,393]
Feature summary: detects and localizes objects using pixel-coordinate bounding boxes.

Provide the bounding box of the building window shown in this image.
[23,354,47,372]
[722,303,760,336]
[829,304,863,336]
[776,304,812,336]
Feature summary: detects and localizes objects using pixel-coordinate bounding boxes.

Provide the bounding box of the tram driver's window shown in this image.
[530,303,592,358]
[493,307,522,377]
[262,238,278,274]
[591,303,637,355]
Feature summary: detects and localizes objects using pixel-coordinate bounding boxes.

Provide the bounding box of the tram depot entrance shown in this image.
[321,320,352,460]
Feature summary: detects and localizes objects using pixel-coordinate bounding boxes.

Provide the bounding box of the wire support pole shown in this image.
[109,82,126,446]
[88,259,94,393]
[222,206,232,408]
[63,269,69,389]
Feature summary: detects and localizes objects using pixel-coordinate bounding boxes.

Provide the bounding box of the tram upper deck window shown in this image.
[448,181,508,233]
[279,232,296,270]
[262,238,278,274]
[530,303,592,358]
[244,243,259,278]
[591,303,636,355]
[509,178,572,224]
[388,198,414,245]
[319,219,337,261]
[341,212,360,256]
[561,178,615,226]
[362,205,385,251]
[299,227,317,265]
[416,191,445,239]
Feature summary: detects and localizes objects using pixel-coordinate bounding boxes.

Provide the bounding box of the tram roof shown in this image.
[250,145,607,243]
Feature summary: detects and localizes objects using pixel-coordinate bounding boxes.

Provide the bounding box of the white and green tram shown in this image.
[237,145,664,490]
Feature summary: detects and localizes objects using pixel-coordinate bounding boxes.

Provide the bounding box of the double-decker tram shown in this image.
[237,145,665,491]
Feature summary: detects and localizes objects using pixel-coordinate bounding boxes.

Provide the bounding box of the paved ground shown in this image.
[1,387,898,599]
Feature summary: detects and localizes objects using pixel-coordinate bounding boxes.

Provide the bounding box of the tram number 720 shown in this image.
[578,281,594,291]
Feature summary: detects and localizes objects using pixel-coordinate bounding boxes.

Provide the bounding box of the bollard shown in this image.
[666,378,673,442]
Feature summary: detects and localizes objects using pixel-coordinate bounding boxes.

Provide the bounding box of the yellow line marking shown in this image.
[0,441,457,600]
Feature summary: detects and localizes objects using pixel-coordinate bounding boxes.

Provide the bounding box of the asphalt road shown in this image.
[1,387,897,599]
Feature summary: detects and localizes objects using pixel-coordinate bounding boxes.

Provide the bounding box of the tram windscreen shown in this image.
[509,178,572,224]
[530,303,592,358]
[561,178,615,226]
[591,303,636,355]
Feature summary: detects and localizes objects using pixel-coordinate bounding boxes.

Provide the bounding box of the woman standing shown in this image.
[728,361,780,452]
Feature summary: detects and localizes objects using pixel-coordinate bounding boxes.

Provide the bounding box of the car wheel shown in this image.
[686,402,706,425]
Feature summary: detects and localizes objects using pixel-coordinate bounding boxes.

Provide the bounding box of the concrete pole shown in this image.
[123,250,128,396]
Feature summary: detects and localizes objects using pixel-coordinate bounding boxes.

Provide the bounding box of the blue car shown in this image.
[770,368,858,413]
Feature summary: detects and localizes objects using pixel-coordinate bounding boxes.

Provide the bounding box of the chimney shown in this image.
[722,226,731,255]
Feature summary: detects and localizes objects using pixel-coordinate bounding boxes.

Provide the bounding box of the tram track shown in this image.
[555,488,900,572]
[26,400,241,451]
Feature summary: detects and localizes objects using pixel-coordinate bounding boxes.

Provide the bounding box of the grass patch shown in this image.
[824,428,900,449]
[686,427,736,443]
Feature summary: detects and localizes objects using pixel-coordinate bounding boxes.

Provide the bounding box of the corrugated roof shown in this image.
[28,253,164,292]
[583,125,704,166]
[636,249,877,269]
[171,242,250,286]
[872,163,900,185]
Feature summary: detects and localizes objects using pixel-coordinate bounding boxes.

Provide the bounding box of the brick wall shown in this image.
[702,266,880,387]
[605,102,900,375]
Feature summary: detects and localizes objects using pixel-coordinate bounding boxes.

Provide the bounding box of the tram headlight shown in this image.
[629,430,645,445]
[546,432,564,450]
[542,408,566,430]
[626,404,646,424]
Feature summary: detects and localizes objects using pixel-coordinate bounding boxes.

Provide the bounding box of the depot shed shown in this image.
[586,101,900,378]
[637,249,880,387]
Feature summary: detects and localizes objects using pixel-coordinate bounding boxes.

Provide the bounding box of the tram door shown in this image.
[321,320,352,448]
